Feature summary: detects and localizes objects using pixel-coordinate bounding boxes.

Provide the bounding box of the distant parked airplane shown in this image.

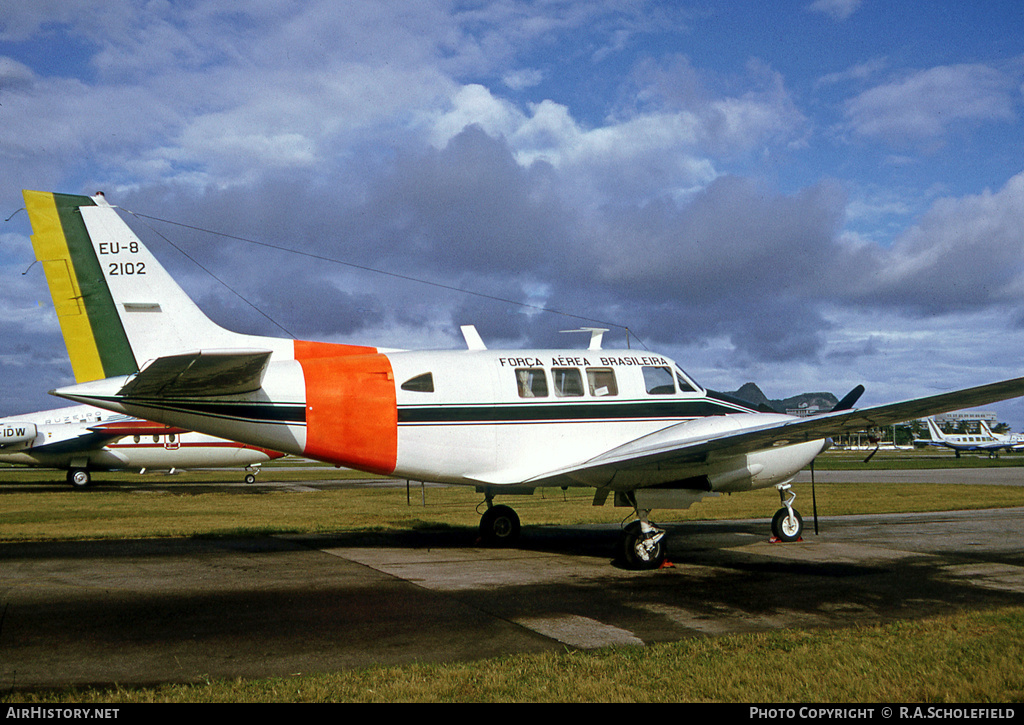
[916,417,1022,457]
[978,420,1024,451]
[1,403,283,487]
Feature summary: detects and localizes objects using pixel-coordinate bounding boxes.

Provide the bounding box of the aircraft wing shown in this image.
[14,415,188,456]
[24,428,131,456]
[528,375,1024,486]
[118,350,273,397]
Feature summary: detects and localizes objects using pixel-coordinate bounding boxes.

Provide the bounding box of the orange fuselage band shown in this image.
[295,341,398,474]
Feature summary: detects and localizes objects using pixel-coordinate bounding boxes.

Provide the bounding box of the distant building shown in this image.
[931,411,998,426]
[786,403,822,417]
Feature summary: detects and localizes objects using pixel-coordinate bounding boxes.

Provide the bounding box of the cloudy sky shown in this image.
[2,1,1024,429]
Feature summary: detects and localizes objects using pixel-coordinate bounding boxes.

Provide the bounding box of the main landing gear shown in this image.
[621,511,668,570]
[67,468,92,488]
[478,495,521,547]
[771,483,803,542]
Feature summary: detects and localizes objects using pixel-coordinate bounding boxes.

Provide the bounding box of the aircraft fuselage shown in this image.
[61,347,824,493]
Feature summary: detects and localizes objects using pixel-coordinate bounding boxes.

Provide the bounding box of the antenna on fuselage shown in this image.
[560,327,608,350]
[461,325,487,350]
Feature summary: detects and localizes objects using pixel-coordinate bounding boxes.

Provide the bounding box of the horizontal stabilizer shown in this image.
[117,350,273,398]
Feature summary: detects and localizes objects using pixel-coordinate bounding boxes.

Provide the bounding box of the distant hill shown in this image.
[719,382,839,415]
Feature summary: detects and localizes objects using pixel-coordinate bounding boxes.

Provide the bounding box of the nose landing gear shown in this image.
[771,483,803,542]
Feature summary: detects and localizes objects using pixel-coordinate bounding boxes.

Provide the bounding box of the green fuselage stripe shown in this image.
[396,399,744,424]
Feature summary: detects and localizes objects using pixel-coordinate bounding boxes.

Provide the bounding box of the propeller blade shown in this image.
[832,384,865,412]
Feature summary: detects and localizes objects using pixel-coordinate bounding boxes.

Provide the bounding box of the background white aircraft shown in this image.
[22,190,1024,569]
[917,417,1024,458]
[1,403,283,487]
[979,420,1024,451]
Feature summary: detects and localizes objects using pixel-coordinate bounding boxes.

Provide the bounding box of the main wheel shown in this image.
[621,521,667,570]
[479,505,521,547]
[771,507,803,542]
[67,468,92,489]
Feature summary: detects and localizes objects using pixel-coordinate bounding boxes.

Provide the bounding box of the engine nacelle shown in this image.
[0,422,37,448]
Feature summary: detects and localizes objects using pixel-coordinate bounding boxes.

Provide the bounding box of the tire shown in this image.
[67,468,91,489]
[479,505,521,547]
[771,507,803,542]
[621,521,667,570]
[245,473,257,484]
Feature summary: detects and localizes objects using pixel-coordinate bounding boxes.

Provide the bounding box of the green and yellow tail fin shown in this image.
[24,190,296,381]
[23,190,138,383]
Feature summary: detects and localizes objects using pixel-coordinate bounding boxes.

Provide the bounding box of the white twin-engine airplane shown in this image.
[22,190,1024,569]
[918,417,1024,458]
[0,403,283,487]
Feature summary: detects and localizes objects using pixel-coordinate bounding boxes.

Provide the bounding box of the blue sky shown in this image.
[2,0,1024,429]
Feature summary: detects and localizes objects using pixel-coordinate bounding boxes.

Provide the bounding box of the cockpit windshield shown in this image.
[674,365,701,393]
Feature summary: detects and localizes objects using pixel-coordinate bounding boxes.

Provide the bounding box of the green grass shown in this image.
[3,478,1024,542]
[3,459,1024,702]
[815,448,1024,469]
[12,607,1024,703]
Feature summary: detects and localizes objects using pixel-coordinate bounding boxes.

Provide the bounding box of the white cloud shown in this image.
[815,57,889,88]
[427,55,806,208]
[843,64,1019,144]
[807,0,863,21]
[502,68,545,91]
[872,172,1024,306]
[428,84,526,149]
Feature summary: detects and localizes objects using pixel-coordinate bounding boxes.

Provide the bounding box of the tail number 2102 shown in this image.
[108,262,146,275]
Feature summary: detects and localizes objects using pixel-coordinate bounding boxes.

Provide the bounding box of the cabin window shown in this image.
[643,366,676,395]
[552,368,584,397]
[516,368,549,398]
[401,372,435,393]
[586,367,618,397]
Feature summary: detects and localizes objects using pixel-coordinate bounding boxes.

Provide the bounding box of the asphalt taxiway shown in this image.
[1,474,1024,690]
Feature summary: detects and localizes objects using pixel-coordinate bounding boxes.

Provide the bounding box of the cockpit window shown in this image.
[586,367,618,397]
[552,368,584,397]
[642,366,676,395]
[401,372,434,393]
[516,368,548,398]
[675,366,699,393]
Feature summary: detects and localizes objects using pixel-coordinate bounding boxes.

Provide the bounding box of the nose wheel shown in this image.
[771,484,803,542]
